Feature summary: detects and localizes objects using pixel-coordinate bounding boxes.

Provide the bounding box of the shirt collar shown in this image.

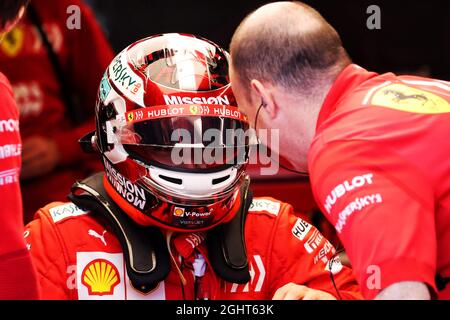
[316,64,379,131]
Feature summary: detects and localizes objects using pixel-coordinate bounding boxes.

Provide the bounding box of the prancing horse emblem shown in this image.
[383,89,436,106]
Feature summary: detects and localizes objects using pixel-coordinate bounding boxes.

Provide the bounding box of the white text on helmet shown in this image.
[111,55,138,89]
[163,95,230,106]
[104,159,147,209]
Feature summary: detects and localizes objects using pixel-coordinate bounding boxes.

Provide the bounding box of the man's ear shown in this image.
[250,79,278,119]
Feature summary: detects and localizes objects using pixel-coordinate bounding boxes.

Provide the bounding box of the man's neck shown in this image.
[282,86,330,171]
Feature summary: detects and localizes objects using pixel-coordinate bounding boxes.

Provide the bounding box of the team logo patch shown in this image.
[82,259,120,296]
[108,51,144,105]
[189,105,199,115]
[77,252,125,300]
[248,199,281,216]
[173,207,185,217]
[49,203,89,223]
[292,218,312,241]
[76,252,166,300]
[371,83,450,114]
[104,159,147,210]
[1,26,24,57]
[304,229,324,254]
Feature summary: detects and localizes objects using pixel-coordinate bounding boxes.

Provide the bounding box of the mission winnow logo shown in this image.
[104,159,146,209]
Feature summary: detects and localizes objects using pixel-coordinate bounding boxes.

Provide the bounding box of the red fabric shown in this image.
[309,64,450,299]
[25,197,361,300]
[0,0,113,221]
[0,72,39,299]
[250,178,317,213]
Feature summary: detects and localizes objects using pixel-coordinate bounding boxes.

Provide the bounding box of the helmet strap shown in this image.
[206,176,252,284]
[69,172,170,293]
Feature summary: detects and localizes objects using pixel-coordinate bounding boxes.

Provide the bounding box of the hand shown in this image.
[273,283,337,300]
[21,136,60,180]
[375,281,430,300]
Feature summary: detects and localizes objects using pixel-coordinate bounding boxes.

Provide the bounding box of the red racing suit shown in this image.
[309,64,450,299]
[25,197,361,300]
[0,0,113,220]
[0,72,38,299]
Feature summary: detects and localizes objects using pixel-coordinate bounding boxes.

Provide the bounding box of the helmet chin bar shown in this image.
[141,164,243,203]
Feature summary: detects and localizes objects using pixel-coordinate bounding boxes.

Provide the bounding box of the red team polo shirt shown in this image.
[0,0,113,220]
[309,64,450,299]
[0,73,38,299]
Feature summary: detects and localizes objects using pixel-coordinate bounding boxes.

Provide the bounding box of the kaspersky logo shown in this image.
[163,95,230,106]
[81,259,120,296]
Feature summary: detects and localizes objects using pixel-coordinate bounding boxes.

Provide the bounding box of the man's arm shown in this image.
[310,140,438,299]
[376,282,431,300]
[0,79,39,299]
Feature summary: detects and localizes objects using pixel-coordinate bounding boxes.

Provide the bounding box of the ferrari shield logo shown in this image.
[189,105,199,115]
[371,83,450,114]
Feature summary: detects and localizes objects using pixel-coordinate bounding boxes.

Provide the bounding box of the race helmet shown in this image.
[89,33,255,232]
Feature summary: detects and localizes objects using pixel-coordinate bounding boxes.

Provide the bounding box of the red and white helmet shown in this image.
[92,34,255,232]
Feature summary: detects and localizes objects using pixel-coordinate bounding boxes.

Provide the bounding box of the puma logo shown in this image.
[88,229,108,246]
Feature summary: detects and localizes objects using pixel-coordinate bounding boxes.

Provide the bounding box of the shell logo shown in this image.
[81,259,120,296]
[1,26,24,57]
[173,207,185,217]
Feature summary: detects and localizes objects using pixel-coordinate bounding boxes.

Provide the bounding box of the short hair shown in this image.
[0,0,29,29]
[230,1,351,97]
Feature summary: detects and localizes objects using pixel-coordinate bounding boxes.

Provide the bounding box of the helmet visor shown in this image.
[112,106,257,172]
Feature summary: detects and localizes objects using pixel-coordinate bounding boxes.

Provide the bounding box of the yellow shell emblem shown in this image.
[1,26,24,57]
[371,83,450,114]
[82,259,120,296]
[173,207,185,217]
